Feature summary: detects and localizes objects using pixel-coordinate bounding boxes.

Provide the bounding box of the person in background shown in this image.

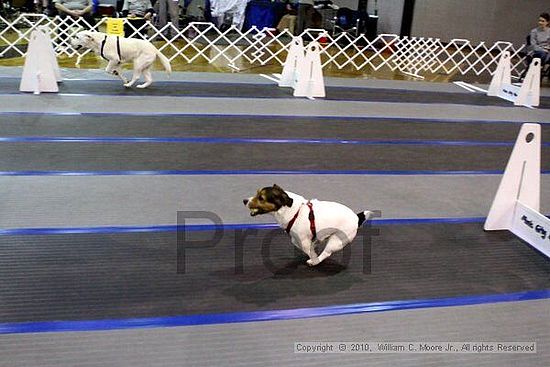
[276,2,297,35]
[54,0,94,23]
[36,0,56,15]
[521,12,550,81]
[295,0,314,35]
[122,0,154,38]
[155,0,180,37]
[53,0,95,43]
[528,12,550,64]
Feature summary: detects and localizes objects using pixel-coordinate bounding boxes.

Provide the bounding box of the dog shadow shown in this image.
[216,256,364,307]
[271,256,347,278]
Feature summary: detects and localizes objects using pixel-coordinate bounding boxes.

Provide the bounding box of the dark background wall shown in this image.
[410,0,547,46]
[347,0,548,47]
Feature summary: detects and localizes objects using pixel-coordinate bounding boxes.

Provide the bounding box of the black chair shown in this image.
[332,7,360,37]
[7,0,34,12]
[95,0,119,18]
[331,7,370,39]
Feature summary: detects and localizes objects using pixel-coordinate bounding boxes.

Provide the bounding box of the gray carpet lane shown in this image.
[7,174,550,229]
[1,223,548,323]
[0,114,547,142]
[1,300,548,367]
[3,95,548,123]
[2,143,549,172]
[3,78,549,108]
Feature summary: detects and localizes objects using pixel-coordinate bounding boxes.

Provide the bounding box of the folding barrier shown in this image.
[0,14,530,79]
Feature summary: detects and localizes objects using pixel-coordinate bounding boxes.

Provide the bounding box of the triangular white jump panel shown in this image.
[279,37,305,88]
[515,58,540,107]
[487,51,540,108]
[487,51,511,96]
[20,29,60,94]
[293,41,325,99]
[41,26,62,83]
[484,123,540,230]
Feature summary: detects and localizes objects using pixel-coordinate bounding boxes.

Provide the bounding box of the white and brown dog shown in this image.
[71,31,171,88]
[243,184,372,266]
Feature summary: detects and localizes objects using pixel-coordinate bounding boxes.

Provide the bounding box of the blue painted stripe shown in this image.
[0,289,548,334]
[0,223,277,236]
[0,136,537,147]
[0,169,532,176]
[0,217,492,236]
[0,111,544,125]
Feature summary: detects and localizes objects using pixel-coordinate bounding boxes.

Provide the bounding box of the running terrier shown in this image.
[243,184,372,266]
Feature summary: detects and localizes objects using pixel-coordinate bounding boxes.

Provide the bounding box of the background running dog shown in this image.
[243,184,372,266]
[71,31,171,88]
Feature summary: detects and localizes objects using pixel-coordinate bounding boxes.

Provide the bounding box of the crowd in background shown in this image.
[0,0,340,36]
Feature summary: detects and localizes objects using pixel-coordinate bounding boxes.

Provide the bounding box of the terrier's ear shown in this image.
[280,190,293,207]
[273,184,282,190]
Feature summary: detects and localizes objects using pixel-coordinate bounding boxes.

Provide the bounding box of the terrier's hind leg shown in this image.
[137,68,153,88]
[124,67,141,88]
[309,233,350,266]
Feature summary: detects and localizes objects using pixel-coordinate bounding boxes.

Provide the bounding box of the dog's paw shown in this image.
[306,259,320,266]
[136,83,150,89]
[123,83,133,88]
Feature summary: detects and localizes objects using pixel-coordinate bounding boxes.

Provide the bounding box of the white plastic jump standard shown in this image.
[484,123,549,258]
[293,41,325,99]
[20,28,61,94]
[487,51,540,107]
[279,37,305,88]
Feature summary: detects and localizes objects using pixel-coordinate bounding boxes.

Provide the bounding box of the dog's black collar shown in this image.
[100,35,122,64]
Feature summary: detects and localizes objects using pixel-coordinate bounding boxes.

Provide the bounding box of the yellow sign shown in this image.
[106,18,124,37]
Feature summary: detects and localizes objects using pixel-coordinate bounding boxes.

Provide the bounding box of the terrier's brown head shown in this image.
[243,184,293,216]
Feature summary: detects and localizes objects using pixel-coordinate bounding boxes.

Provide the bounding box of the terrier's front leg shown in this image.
[112,65,128,84]
[105,61,129,85]
[298,238,319,266]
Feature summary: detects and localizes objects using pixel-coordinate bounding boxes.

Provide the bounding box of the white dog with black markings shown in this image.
[243,184,372,266]
[71,31,171,88]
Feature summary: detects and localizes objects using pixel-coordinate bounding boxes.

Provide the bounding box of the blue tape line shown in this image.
[0,223,278,236]
[0,169,523,176]
[0,217,491,236]
[0,289,548,334]
[0,136,537,147]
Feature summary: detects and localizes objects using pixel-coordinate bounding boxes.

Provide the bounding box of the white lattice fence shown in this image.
[0,14,528,78]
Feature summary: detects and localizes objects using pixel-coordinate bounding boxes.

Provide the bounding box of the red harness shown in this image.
[285,201,317,241]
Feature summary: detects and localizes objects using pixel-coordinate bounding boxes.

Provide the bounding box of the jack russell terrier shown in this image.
[243,184,372,266]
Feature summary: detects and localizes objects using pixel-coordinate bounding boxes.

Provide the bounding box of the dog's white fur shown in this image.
[71,31,171,88]
[246,189,371,266]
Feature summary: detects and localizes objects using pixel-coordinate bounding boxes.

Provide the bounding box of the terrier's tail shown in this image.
[357,210,374,227]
